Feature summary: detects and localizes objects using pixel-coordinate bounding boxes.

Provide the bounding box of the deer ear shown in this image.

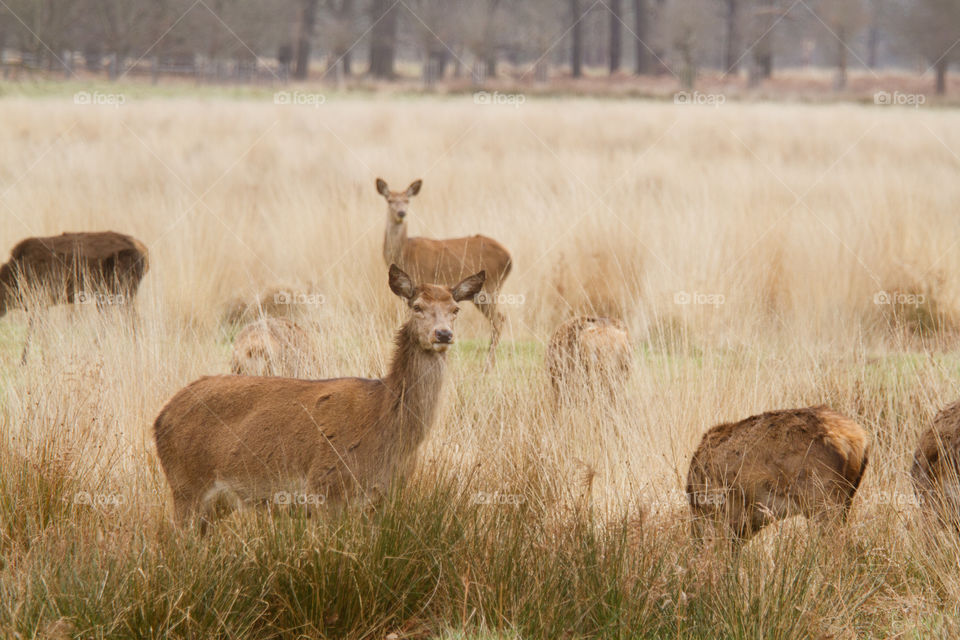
[451,271,485,302]
[376,178,390,197]
[388,264,415,299]
[405,179,422,197]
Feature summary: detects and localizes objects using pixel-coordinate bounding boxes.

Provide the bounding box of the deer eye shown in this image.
[452,307,460,315]
[413,304,424,313]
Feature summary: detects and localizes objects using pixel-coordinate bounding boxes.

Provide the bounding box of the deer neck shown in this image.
[383,221,407,268]
[383,321,447,459]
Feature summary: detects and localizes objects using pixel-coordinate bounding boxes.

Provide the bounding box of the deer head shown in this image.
[376,178,422,226]
[388,264,484,352]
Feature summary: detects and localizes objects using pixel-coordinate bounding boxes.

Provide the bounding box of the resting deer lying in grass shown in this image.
[912,401,960,532]
[376,178,511,366]
[0,231,149,363]
[154,265,485,527]
[545,316,632,404]
[230,317,312,378]
[686,406,869,543]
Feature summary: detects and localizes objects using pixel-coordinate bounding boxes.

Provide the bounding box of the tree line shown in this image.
[0,0,958,93]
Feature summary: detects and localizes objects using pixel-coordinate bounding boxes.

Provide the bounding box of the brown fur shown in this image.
[230,317,312,378]
[377,178,512,365]
[912,401,960,531]
[545,316,632,402]
[0,231,149,316]
[154,265,485,526]
[686,406,869,541]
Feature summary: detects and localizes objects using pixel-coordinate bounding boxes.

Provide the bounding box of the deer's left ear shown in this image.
[388,264,416,299]
[451,271,485,302]
[405,179,422,197]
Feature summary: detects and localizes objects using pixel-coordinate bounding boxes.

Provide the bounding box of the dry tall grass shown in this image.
[3,91,960,637]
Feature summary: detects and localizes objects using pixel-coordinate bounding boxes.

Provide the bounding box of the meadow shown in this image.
[2,87,960,638]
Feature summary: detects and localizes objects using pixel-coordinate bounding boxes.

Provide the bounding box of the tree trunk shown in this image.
[369,0,398,78]
[609,0,621,73]
[723,0,739,75]
[834,26,847,90]
[336,0,354,76]
[571,0,582,78]
[936,58,948,96]
[294,0,318,80]
[633,0,649,74]
[753,0,775,81]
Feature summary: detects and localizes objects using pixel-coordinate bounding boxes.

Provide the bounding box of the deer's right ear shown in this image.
[376,178,390,197]
[405,179,422,197]
[388,264,415,299]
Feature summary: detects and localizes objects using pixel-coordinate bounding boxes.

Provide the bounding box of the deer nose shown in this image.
[396,210,406,219]
[435,329,453,344]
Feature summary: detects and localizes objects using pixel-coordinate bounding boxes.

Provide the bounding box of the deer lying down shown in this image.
[376,178,512,366]
[230,317,312,378]
[912,400,960,532]
[545,316,632,403]
[0,231,150,362]
[686,406,869,542]
[154,265,485,526]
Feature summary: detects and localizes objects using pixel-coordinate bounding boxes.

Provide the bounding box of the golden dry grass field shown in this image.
[3,87,960,638]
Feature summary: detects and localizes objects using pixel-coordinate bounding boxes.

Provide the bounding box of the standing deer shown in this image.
[686,406,869,544]
[376,178,511,365]
[545,316,632,404]
[912,401,960,532]
[0,231,150,363]
[154,265,485,527]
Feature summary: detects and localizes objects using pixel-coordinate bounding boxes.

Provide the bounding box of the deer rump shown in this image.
[0,231,149,308]
[687,406,868,539]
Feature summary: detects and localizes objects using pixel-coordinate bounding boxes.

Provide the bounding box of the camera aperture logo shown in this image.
[274,91,326,108]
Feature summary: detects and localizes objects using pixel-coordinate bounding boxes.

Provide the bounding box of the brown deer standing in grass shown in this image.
[376,178,511,366]
[0,231,150,363]
[686,406,869,544]
[545,316,632,404]
[230,317,313,378]
[912,401,960,532]
[154,265,485,527]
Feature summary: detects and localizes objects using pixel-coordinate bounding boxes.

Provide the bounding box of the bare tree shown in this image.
[722,0,740,75]
[369,0,399,77]
[293,0,317,79]
[902,0,960,94]
[571,0,583,77]
[609,0,622,72]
